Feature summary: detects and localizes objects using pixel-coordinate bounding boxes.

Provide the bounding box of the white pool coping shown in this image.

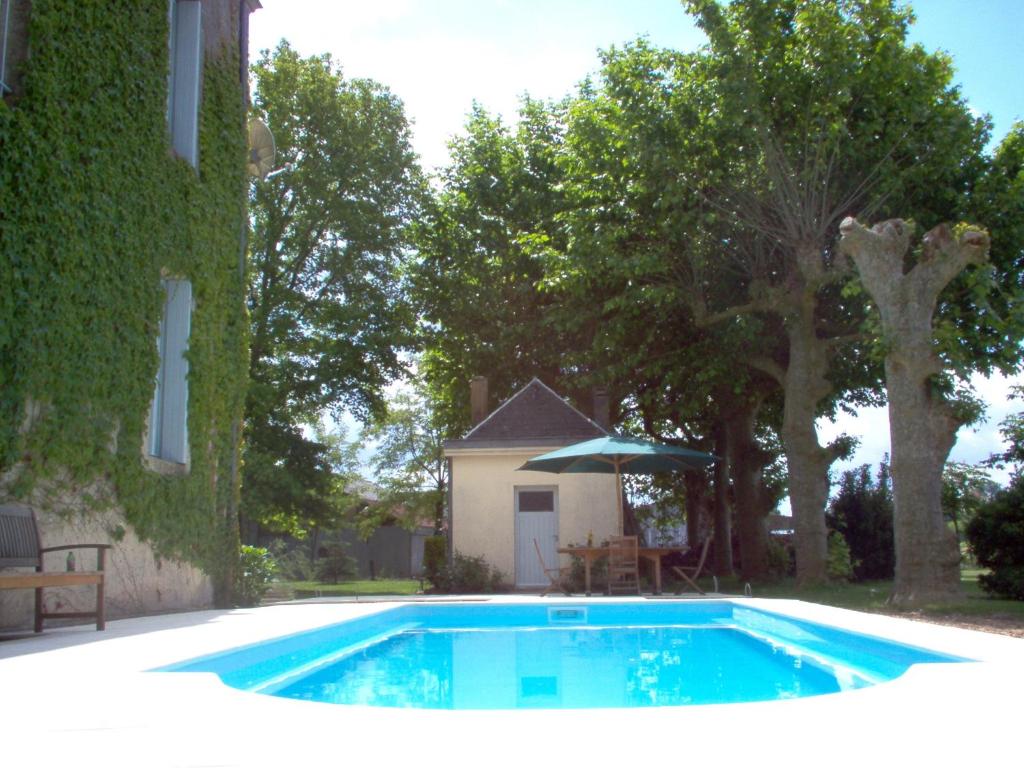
[1,596,1021,767]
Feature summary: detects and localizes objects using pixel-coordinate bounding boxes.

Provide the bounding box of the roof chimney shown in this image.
[593,387,610,430]
[470,376,488,426]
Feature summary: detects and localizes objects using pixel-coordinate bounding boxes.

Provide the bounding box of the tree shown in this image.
[827,463,895,581]
[942,462,998,546]
[552,41,790,577]
[411,100,588,432]
[363,386,449,535]
[244,42,422,536]
[987,385,1024,474]
[838,219,992,602]
[659,0,994,585]
[240,419,362,544]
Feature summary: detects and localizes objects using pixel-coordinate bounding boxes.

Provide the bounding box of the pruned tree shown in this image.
[670,0,995,584]
[838,218,990,603]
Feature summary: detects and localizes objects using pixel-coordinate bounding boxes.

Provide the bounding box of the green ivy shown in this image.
[0,1,248,604]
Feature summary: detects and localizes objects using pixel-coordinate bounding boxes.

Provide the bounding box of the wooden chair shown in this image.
[0,503,111,632]
[533,538,572,597]
[672,537,712,595]
[606,535,640,595]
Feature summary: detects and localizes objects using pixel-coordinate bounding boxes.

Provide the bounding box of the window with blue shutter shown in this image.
[149,279,192,465]
[168,0,202,168]
[0,0,28,97]
[0,0,12,94]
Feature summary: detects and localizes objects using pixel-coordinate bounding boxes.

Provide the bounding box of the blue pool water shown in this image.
[158,602,968,710]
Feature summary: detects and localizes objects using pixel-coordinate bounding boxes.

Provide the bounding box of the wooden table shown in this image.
[557,545,684,596]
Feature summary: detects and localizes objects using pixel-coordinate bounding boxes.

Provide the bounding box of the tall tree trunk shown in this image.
[726,401,769,579]
[840,218,990,606]
[781,299,833,584]
[683,472,710,551]
[310,526,323,563]
[711,421,734,575]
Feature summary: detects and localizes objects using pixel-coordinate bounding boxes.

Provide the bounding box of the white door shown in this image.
[515,487,559,588]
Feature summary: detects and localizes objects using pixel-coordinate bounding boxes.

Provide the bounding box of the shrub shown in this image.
[267,540,317,581]
[234,545,277,607]
[423,535,447,582]
[765,537,795,579]
[427,550,503,593]
[827,463,895,580]
[966,478,1024,600]
[315,543,357,584]
[826,531,855,582]
[568,550,607,593]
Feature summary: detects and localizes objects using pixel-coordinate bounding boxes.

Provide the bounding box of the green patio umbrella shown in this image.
[517,435,716,534]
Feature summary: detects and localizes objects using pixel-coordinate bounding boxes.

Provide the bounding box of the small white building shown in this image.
[444,378,618,589]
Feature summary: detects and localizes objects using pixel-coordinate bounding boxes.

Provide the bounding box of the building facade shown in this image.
[1,1,259,629]
[444,378,618,589]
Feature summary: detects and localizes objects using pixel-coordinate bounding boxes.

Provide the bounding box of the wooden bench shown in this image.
[0,502,111,632]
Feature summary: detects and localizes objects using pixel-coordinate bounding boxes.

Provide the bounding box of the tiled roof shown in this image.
[445,378,607,449]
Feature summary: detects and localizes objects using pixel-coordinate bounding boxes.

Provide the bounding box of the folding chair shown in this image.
[672,537,712,595]
[533,539,572,596]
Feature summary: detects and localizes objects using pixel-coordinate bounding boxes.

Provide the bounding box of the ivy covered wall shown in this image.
[0,1,250,605]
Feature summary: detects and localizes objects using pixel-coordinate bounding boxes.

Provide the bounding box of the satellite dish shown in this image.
[247,118,276,179]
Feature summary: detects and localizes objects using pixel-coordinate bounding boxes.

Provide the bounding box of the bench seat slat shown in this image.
[0,572,105,589]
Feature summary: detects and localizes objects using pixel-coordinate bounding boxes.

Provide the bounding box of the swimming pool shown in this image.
[158,601,968,710]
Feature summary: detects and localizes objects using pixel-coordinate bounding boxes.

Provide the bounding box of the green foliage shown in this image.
[234,545,277,607]
[0,2,248,600]
[266,539,317,581]
[426,550,503,594]
[827,463,895,581]
[411,99,586,434]
[951,123,1024,376]
[422,535,447,582]
[244,42,422,538]
[314,543,357,584]
[965,478,1024,600]
[942,461,998,544]
[568,551,607,594]
[826,531,854,582]
[986,385,1024,475]
[765,537,795,579]
[241,420,363,540]
[363,386,448,534]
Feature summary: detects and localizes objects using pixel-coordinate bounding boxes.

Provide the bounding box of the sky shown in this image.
[249,0,1024,488]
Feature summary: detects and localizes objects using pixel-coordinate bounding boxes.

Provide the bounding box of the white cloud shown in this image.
[817,371,1021,493]
[250,0,704,172]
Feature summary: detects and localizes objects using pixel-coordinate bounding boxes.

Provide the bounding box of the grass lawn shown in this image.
[700,569,1024,637]
[278,578,422,598]
[271,571,1022,637]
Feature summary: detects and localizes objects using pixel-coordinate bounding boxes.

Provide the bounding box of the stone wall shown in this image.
[1,482,212,632]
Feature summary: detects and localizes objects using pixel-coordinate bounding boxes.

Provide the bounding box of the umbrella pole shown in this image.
[616,463,623,535]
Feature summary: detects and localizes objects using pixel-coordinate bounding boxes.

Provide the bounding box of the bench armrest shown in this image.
[38,544,112,571]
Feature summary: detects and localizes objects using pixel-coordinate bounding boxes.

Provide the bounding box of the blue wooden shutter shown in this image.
[170,0,202,168]
[149,288,168,457]
[0,0,13,94]
[166,0,176,125]
[150,279,192,464]
[161,280,192,463]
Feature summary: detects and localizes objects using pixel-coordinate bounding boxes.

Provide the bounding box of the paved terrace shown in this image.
[1,596,1021,767]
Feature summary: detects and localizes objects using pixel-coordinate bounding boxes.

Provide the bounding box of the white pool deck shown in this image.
[1,596,1021,767]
